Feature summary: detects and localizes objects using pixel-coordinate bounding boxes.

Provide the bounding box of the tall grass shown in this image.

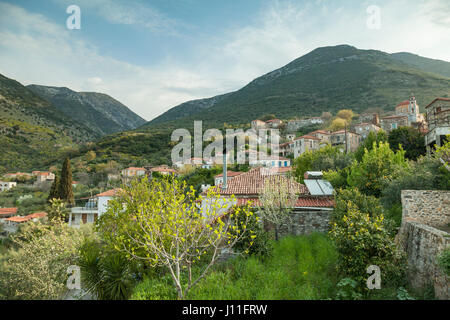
[131,233,339,300]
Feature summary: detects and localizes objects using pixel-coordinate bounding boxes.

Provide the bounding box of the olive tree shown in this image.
[258,175,298,240]
[96,177,255,299]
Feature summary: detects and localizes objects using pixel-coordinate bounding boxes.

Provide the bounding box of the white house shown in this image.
[0,181,17,192]
[69,188,122,227]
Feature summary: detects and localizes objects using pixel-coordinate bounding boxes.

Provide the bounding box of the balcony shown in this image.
[71,206,98,214]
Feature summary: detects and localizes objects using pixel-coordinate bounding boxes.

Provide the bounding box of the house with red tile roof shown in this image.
[201,167,334,235]
[149,165,177,176]
[0,207,18,219]
[69,188,123,227]
[121,167,146,177]
[32,171,55,183]
[2,212,47,233]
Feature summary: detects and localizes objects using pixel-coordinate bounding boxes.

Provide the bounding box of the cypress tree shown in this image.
[47,175,60,203]
[58,158,74,205]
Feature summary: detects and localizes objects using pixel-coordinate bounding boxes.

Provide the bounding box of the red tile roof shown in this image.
[4,212,47,223]
[95,188,124,198]
[275,167,293,173]
[396,100,410,107]
[26,212,47,219]
[209,167,308,196]
[295,135,321,141]
[124,167,146,171]
[214,171,244,178]
[309,130,331,135]
[0,208,18,216]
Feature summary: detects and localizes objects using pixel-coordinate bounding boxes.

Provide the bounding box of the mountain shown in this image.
[391,52,450,79]
[27,85,146,136]
[143,45,450,131]
[0,73,99,171]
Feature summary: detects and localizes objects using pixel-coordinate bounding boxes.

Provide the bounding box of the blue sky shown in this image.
[0,0,449,121]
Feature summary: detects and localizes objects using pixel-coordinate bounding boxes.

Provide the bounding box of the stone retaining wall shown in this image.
[399,190,450,300]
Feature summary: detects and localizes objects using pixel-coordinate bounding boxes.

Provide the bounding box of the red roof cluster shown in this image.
[4,212,47,223]
[0,207,18,216]
[209,167,308,196]
[94,188,124,198]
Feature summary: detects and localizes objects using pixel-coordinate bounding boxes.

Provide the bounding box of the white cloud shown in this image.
[0,0,449,122]
[54,0,188,35]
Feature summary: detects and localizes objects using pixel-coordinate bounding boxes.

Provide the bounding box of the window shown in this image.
[284,161,288,167]
[391,123,397,129]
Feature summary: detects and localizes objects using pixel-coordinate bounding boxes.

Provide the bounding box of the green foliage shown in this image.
[181,167,222,195]
[130,275,177,300]
[78,237,138,300]
[47,175,60,202]
[0,222,93,300]
[131,234,339,300]
[329,193,405,290]
[332,188,384,222]
[335,278,363,300]
[437,248,450,276]
[355,131,388,162]
[388,127,426,160]
[144,45,450,133]
[293,145,354,183]
[46,198,69,222]
[347,141,408,197]
[381,156,450,209]
[234,211,272,257]
[323,168,350,189]
[57,158,74,205]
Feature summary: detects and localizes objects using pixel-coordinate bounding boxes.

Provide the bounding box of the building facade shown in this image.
[293,135,321,158]
[424,98,450,152]
[330,130,361,152]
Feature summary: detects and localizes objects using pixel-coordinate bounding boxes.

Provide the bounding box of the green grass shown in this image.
[131,233,340,300]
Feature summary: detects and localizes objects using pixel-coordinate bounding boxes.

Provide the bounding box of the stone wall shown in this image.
[401,190,450,227]
[398,190,450,300]
[264,209,331,237]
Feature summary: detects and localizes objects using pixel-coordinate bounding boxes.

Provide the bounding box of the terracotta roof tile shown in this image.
[295,135,321,141]
[95,188,124,198]
[209,167,308,196]
[0,207,18,215]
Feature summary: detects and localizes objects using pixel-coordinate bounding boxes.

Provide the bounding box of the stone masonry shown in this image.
[398,190,450,300]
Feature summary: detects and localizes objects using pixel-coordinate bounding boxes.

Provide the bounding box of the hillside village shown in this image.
[0,93,449,300]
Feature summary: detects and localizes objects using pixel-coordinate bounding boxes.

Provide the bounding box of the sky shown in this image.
[0,0,449,121]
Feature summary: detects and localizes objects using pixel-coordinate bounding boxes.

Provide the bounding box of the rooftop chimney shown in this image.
[222,150,227,190]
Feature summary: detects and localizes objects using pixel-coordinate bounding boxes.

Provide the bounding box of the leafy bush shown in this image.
[329,198,405,290]
[347,141,408,197]
[437,248,450,277]
[78,238,137,300]
[131,275,177,300]
[131,234,340,300]
[381,156,450,209]
[293,145,353,183]
[0,221,92,300]
[234,210,272,257]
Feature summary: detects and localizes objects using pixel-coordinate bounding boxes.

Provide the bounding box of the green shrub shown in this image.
[131,234,339,300]
[437,248,450,276]
[130,275,177,300]
[78,238,137,300]
[329,200,405,290]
